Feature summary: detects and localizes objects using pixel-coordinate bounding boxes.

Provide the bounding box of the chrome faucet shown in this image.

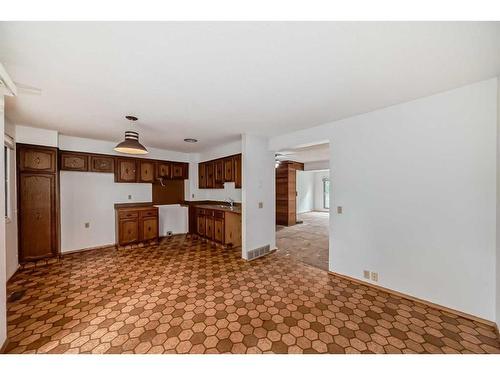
[226,197,235,208]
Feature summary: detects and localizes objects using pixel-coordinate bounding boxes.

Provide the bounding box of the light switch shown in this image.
[258,202,263,209]
[84,222,90,228]
[337,206,343,214]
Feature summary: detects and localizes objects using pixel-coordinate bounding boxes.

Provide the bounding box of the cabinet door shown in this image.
[116,159,137,182]
[60,152,89,171]
[215,160,224,188]
[233,154,242,188]
[119,219,139,245]
[19,146,56,173]
[19,174,57,261]
[90,155,114,173]
[205,216,214,240]
[197,214,206,236]
[171,162,183,179]
[206,161,215,188]
[141,217,158,241]
[224,157,234,182]
[157,162,171,179]
[139,160,155,183]
[214,218,224,243]
[199,163,207,189]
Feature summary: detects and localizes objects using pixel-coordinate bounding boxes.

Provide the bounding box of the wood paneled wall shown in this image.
[275,161,304,226]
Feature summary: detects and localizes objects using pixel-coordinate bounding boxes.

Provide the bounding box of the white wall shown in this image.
[60,172,151,252]
[242,134,275,258]
[186,139,242,203]
[0,96,7,348]
[304,160,329,171]
[313,170,330,212]
[270,78,498,321]
[296,171,314,213]
[15,125,58,147]
[4,119,18,280]
[296,170,330,214]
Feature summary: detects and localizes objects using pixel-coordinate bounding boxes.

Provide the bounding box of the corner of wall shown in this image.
[496,75,500,328]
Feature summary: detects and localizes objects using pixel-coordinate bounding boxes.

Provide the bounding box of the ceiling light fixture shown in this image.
[184,138,198,143]
[114,116,148,155]
[275,153,282,169]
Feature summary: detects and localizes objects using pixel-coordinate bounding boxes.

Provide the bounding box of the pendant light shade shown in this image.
[114,130,148,155]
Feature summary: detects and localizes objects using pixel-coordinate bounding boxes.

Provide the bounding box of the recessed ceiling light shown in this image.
[184,138,198,143]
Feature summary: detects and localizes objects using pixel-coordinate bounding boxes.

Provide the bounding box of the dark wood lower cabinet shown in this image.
[195,207,241,247]
[214,218,224,243]
[119,219,139,245]
[115,205,159,246]
[17,144,60,263]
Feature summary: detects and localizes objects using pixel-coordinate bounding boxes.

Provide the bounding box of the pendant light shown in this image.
[114,115,148,155]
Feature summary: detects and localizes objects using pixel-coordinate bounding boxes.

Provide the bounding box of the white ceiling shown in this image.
[279,143,329,164]
[1,22,500,152]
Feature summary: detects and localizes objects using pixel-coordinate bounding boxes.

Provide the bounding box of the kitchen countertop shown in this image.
[194,204,242,214]
[114,202,155,209]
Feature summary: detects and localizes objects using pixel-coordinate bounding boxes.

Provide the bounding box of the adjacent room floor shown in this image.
[276,211,329,271]
[5,236,500,354]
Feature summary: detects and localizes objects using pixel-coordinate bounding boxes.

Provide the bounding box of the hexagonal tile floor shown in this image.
[4,235,500,354]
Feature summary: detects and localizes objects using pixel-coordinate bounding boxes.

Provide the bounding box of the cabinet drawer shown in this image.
[90,155,114,173]
[140,209,158,218]
[197,208,206,216]
[118,211,139,219]
[61,152,89,171]
[214,210,224,219]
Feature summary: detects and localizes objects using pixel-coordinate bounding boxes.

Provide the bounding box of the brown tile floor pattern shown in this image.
[276,211,329,271]
[5,235,500,354]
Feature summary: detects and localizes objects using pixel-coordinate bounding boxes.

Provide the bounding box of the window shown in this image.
[323,178,330,209]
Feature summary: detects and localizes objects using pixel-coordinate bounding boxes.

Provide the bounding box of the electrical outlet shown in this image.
[337,206,343,214]
[128,194,132,200]
[258,202,263,209]
[192,194,195,199]
[363,270,370,279]
[371,272,378,282]
[84,222,90,228]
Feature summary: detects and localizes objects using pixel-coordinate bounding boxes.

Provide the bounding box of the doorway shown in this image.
[275,143,330,271]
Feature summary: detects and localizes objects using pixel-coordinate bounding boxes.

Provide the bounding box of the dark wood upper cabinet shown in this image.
[206,161,215,188]
[19,145,57,173]
[171,162,188,180]
[199,163,207,188]
[157,161,171,179]
[224,158,234,182]
[233,154,242,188]
[115,158,138,182]
[215,159,224,188]
[198,154,241,189]
[60,152,89,172]
[90,155,114,173]
[139,160,155,183]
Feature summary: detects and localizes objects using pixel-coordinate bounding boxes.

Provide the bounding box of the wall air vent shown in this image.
[247,244,271,260]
